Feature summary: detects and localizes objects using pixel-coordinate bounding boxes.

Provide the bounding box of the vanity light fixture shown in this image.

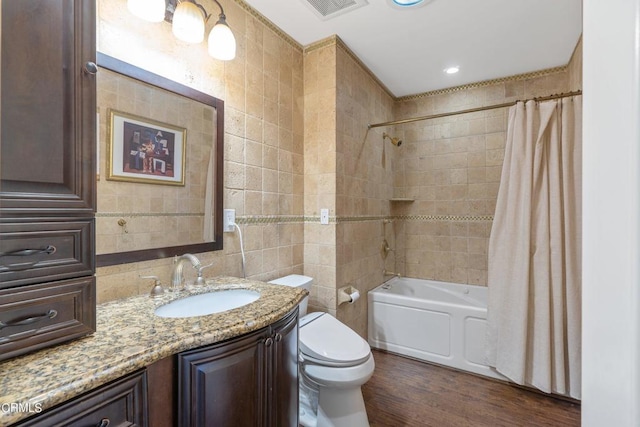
[127,0,236,60]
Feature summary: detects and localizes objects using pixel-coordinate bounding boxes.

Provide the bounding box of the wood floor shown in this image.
[362,350,581,427]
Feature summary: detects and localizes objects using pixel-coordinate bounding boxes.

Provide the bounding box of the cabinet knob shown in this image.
[264,337,273,347]
[83,61,98,75]
[274,333,282,342]
[97,419,110,427]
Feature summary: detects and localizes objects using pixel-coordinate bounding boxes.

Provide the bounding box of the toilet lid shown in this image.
[299,313,371,364]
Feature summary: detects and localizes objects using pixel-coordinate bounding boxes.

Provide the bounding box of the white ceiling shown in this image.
[243,0,583,97]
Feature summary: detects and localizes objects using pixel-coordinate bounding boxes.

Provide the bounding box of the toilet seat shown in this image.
[299,313,371,366]
[302,353,375,389]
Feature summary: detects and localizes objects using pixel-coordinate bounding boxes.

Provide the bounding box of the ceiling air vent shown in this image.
[302,0,368,20]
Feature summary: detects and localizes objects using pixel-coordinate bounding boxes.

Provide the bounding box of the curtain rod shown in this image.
[368,90,582,129]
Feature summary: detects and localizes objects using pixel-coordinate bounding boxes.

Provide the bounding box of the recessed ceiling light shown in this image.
[444,66,460,74]
[387,0,431,9]
[392,0,424,5]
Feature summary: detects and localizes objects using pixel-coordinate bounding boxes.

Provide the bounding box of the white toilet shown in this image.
[268,275,375,427]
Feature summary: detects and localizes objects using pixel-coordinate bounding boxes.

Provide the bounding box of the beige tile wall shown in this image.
[302,40,338,315]
[334,40,395,336]
[96,0,305,302]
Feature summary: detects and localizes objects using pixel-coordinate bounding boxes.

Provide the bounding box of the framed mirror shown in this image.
[95,53,223,267]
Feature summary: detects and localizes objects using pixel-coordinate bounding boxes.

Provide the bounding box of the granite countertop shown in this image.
[0,276,306,425]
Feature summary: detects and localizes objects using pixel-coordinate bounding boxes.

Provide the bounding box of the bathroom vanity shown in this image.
[0,277,305,426]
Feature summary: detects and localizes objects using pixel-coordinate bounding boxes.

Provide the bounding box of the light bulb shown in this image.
[208,19,236,60]
[172,1,205,44]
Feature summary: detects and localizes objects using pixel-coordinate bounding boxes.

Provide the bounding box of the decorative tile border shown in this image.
[235,215,308,224]
[396,66,568,102]
[96,213,493,223]
[232,0,303,52]
[399,214,494,222]
[96,212,204,218]
[233,214,493,225]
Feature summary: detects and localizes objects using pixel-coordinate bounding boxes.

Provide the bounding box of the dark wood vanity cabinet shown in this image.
[7,310,299,426]
[178,308,299,427]
[0,0,97,361]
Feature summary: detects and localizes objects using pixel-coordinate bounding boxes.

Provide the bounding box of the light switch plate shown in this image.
[320,208,329,225]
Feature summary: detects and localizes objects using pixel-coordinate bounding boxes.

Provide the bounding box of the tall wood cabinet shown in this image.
[0,0,96,361]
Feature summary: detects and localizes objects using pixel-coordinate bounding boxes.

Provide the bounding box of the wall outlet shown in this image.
[320,208,329,225]
[223,209,236,232]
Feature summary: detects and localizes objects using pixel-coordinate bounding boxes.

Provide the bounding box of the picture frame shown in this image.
[107,109,186,186]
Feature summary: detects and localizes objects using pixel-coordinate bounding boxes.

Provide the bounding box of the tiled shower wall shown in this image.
[389,41,583,287]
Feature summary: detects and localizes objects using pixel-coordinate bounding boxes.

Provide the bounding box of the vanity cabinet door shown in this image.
[267,308,299,427]
[178,328,269,427]
[178,307,299,427]
[0,0,96,215]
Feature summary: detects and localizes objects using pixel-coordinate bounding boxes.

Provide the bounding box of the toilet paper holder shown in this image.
[338,285,360,305]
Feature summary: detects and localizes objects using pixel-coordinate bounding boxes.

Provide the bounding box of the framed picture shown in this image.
[107,109,186,186]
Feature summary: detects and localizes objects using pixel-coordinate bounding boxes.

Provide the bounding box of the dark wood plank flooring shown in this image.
[362,350,581,427]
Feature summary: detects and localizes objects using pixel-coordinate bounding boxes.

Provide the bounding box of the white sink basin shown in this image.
[154,289,260,318]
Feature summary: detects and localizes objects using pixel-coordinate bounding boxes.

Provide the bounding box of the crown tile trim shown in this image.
[396,66,568,102]
[232,0,303,52]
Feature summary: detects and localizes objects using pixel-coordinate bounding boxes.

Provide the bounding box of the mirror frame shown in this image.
[95,53,224,267]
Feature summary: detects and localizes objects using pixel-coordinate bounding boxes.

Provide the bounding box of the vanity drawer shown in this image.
[0,218,95,289]
[15,370,148,427]
[0,277,95,362]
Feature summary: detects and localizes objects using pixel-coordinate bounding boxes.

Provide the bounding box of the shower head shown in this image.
[383,132,402,147]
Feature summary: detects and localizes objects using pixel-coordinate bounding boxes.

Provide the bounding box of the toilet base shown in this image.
[299,372,370,427]
[316,387,370,427]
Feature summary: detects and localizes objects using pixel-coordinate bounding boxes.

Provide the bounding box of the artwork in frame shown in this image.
[107,109,186,186]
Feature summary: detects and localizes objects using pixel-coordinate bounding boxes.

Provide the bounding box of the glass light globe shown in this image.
[127,0,166,22]
[208,20,236,60]
[172,1,205,44]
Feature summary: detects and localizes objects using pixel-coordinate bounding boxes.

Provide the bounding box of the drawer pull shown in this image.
[0,245,57,257]
[0,309,58,330]
[97,418,110,427]
[274,333,282,342]
[264,337,273,347]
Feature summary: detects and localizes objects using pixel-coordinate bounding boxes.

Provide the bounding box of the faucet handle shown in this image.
[194,262,214,286]
[140,275,164,297]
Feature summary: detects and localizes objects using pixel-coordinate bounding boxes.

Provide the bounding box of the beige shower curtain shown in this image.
[486,96,582,399]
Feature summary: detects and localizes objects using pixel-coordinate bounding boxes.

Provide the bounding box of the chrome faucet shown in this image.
[171,254,201,290]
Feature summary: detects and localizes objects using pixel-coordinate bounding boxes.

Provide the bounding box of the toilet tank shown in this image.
[268,274,313,316]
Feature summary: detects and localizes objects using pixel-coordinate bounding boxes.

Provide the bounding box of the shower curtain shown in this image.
[486,96,582,399]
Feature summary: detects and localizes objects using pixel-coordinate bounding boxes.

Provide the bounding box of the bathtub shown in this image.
[368,276,506,381]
